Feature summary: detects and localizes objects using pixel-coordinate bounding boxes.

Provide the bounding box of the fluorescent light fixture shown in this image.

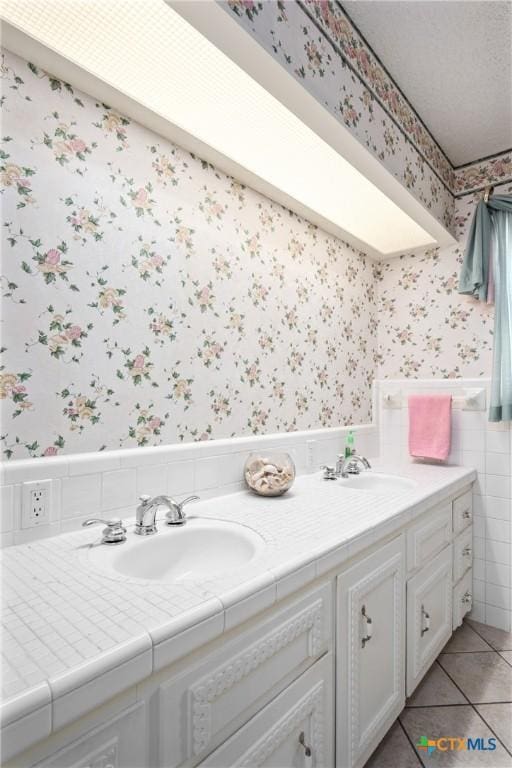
[0,0,435,255]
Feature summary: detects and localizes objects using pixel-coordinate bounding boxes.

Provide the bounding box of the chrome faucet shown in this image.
[339,454,371,478]
[135,494,199,535]
[321,453,371,480]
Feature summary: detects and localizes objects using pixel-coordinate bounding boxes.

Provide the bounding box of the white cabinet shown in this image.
[158,583,332,767]
[406,545,452,695]
[198,655,334,768]
[336,536,405,768]
[33,703,145,768]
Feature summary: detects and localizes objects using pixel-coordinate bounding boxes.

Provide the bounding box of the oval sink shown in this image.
[338,473,417,494]
[87,518,264,583]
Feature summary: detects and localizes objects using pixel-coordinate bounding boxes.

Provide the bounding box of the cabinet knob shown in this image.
[462,508,472,519]
[462,591,473,607]
[462,545,472,557]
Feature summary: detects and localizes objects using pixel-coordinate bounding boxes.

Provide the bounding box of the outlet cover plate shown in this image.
[21,479,52,528]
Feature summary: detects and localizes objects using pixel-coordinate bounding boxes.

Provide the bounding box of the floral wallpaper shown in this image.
[454,150,512,196]
[0,49,377,460]
[376,181,512,380]
[223,0,455,233]
[223,1,512,222]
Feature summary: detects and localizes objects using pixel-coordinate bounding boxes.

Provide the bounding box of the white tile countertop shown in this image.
[0,459,475,746]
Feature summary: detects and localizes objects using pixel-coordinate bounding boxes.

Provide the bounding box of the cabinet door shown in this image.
[33,702,145,768]
[158,583,332,766]
[336,536,405,768]
[198,655,334,768]
[406,545,452,696]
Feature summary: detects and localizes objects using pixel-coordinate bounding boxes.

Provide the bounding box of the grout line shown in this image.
[433,658,471,704]
[397,717,425,768]
[435,654,512,758]
[465,620,506,652]
[406,700,512,707]
[442,649,496,654]
[473,705,512,758]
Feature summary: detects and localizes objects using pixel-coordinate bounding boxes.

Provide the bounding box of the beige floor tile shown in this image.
[364,720,421,768]
[477,703,512,752]
[406,663,467,707]
[467,620,512,651]
[500,651,512,667]
[443,622,493,653]
[400,705,512,765]
[438,652,512,703]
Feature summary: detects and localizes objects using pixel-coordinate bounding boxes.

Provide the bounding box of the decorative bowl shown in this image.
[244,452,295,497]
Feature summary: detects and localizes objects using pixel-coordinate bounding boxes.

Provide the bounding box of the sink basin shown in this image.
[338,472,417,494]
[87,518,264,583]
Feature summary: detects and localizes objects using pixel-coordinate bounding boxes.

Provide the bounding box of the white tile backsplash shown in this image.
[61,475,101,519]
[1,424,378,544]
[166,460,195,496]
[102,469,137,511]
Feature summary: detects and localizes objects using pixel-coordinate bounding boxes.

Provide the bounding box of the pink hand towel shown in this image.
[408,394,452,461]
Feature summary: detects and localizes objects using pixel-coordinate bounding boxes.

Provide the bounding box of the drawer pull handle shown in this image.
[421,605,430,636]
[361,605,373,648]
[299,731,312,758]
[462,508,472,519]
[463,545,472,557]
[462,591,473,607]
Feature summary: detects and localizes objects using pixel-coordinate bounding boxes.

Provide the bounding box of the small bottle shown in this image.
[345,430,355,458]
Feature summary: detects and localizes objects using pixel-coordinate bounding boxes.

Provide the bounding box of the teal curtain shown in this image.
[458,194,512,422]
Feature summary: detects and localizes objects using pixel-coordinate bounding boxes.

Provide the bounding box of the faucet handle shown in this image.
[82,517,127,544]
[138,494,151,504]
[165,495,200,525]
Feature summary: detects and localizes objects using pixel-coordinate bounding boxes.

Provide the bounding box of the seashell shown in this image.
[246,457,265,474]
[262,464,278,474]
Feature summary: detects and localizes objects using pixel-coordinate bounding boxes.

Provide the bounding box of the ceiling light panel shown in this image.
[0,0,435,254]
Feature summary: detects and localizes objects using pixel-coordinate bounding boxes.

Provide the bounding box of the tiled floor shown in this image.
[364,620,512,767]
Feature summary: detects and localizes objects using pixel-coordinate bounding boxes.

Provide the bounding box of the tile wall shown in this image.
[377,378,511,632]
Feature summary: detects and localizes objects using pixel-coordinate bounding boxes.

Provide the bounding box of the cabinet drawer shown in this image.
[198,655,334,767]
[453,490,472,534]
[453,569,473,630]
[406,546,452,696]
[453,526,473,584]
[407,504,452,574]
[159,582,332,766]
[33,703,145,768]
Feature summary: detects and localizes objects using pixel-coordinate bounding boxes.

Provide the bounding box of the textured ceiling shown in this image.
[342,0,512,166]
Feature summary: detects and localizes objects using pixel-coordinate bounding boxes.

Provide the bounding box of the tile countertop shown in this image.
[0,460,475,738]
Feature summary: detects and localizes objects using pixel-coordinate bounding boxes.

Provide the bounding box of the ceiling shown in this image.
[342,1,512,166]
[0,0,444,257]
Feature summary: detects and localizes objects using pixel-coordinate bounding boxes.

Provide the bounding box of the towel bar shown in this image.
[382,388,486,411]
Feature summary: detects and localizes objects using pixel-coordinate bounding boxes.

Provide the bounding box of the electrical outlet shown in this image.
[21,479,52,528]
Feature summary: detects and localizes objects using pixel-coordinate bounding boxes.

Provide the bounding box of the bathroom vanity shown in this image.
[1,463,475,768]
